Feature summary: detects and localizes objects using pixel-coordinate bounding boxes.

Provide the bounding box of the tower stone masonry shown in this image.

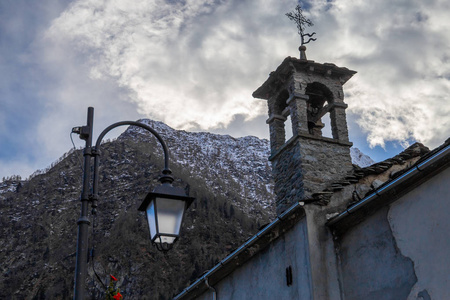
[253,55,357,215]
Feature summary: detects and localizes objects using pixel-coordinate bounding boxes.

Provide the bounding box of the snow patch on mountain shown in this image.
[350,147,375,167]
[119,119,374,215]
[120,119,274,216]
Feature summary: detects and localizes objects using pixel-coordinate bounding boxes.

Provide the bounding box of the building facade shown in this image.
[174,50,450,300]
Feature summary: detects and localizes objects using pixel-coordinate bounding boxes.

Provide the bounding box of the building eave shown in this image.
[327,139,450,235]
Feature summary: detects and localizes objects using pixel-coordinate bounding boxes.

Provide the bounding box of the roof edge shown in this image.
[327,142,450,233]
[173,201,307,300]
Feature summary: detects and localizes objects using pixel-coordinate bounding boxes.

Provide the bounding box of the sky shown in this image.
[1,0,449,180]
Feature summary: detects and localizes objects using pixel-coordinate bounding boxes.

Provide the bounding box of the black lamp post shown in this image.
[72,107,194,300]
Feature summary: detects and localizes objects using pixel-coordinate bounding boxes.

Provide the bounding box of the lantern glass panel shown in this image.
[146,200,157,240]
[155,197,185,236]
[158,236,176,244]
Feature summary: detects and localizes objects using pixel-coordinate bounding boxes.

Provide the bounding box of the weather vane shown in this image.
[286,5,316,59]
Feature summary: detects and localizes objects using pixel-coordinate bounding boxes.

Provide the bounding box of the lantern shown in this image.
[139,182,194,251]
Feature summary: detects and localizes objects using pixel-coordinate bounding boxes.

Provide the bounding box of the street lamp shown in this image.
[138,171,194,252]
[72,107,194,300]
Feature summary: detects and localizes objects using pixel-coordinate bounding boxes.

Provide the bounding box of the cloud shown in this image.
[43,0,295,132]
[42,0,449,150]
[310,0,450,148]
[2,0,449,179]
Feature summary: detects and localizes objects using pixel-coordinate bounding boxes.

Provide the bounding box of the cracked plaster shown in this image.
[388,167,450,300]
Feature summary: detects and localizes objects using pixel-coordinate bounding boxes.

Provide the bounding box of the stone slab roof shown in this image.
[253,56,357,100]
[328,138,450,234]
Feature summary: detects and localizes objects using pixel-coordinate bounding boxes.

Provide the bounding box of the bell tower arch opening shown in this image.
[305,82,334,138]
[266,89,292,153]
[274,89,294,142]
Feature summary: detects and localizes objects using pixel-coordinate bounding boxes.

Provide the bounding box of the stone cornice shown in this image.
[269,133,353,161]
[266,114,287,124]
[253,57,357,100]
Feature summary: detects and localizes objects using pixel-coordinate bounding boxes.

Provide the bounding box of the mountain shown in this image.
[119,119,275,215]
[350,147,374,167]
[0,120,373,299]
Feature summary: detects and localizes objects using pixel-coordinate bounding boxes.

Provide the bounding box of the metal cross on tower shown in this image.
[286,5,317,47]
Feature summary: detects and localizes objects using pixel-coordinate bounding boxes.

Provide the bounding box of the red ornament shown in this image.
[110,274,118,282]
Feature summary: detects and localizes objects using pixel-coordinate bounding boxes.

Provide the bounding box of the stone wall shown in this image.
[271,134,352,215]
[271,139,304,214]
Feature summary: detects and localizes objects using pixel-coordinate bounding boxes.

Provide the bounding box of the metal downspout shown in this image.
[205,278,217,300]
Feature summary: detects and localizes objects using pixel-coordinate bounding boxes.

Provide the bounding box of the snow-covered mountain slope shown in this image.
[119,120,275,216]
[119,119,374,215]
[350,147,375,167]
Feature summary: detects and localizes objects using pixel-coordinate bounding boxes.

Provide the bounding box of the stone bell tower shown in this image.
[253,47,356,215]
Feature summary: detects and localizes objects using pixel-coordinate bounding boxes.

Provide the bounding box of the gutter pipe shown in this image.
[327,143,450,227]
[173,200,306,300]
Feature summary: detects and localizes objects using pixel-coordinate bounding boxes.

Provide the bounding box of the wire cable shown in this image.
[70,132,84,173]
[89,211,107,291]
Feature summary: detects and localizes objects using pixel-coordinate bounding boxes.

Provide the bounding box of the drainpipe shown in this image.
[205,277,217,300]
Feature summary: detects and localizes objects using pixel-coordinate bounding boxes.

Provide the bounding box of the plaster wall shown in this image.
[338,167,450,300]
[196,218,312,300]
[388,167,450,300]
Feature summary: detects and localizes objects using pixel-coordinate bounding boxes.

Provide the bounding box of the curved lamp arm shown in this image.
[91,121,172,210]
